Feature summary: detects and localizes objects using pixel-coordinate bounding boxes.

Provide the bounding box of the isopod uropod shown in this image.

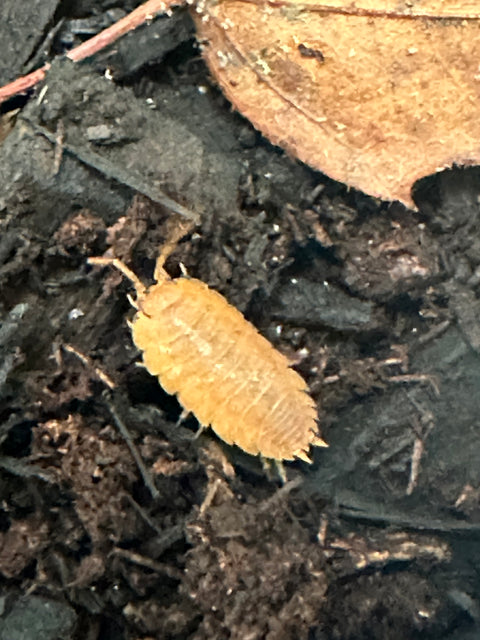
[89,233,327,462]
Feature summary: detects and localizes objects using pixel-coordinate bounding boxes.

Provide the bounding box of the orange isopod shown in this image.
[89,238,326,462]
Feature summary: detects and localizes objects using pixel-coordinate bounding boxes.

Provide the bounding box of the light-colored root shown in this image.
[88,257,146,297]
[62,343,116,390]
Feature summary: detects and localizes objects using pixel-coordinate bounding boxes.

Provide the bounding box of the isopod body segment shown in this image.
[89,242,327,462]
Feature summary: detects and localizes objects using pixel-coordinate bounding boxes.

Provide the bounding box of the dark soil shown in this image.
[1,2,480,639]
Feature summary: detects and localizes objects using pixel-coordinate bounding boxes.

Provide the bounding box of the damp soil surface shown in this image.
[1,2,480,639]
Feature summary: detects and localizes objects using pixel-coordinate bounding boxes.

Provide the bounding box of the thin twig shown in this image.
[53,119,65,175]
[107,399,160,499]
[112,547,183,579]
[62,343,159,499]
[0,0,178,105]
[24,118,201,223]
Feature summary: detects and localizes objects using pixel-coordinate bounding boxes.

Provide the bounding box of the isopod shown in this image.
[89,233,326,462]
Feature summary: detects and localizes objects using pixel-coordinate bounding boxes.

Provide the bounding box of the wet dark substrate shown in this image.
[1,2,480,639]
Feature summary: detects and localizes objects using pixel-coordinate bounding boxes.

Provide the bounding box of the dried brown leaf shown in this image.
[192,0,480,206]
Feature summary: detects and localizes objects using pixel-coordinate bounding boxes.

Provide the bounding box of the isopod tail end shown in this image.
[294,436,327,464]
[294,450,313,464]
[312,435,329,448]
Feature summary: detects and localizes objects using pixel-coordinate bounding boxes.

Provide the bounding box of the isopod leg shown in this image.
[261,457,287,484]
[193,423,208,440]
[175,408,191,427]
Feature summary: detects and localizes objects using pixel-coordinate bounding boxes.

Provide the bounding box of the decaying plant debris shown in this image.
[1,2,480,639]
